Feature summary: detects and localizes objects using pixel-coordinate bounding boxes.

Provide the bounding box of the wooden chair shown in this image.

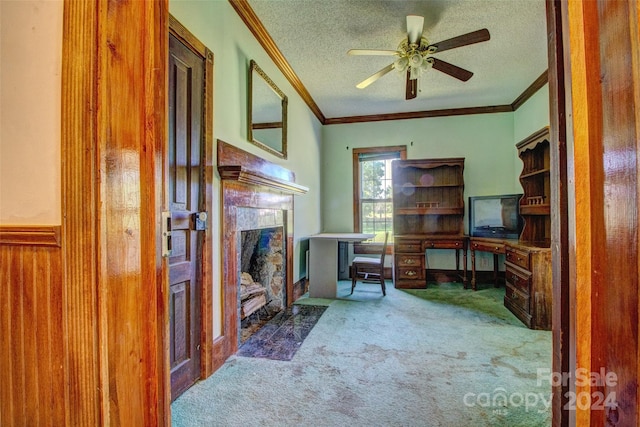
[350,232,389,296]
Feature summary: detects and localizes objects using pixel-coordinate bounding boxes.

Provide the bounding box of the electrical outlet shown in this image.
[479,257,489,269]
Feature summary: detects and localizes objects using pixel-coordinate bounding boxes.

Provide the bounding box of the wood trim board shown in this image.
[0,226,61,247]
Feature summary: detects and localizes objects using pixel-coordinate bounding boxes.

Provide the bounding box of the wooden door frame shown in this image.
[168,14,217,384]
[561,1,640,425]
[62,0,169,424]
[546,1,571,425]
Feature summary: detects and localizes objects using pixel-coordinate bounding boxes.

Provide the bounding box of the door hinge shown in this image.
[162,211,172,257]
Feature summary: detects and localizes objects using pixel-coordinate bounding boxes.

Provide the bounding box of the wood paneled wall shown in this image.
[0,227,65,425]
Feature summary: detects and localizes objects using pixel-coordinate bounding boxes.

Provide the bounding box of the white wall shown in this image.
[513,83,550,188]
[514,83,550,142]
[0,0,63,225]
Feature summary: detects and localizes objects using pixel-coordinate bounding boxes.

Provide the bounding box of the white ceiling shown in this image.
[245,0,549,120]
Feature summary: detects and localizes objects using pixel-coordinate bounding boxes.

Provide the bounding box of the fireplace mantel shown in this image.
[218,165,308,195]
[217,140,308,195]
[215,139,306,370]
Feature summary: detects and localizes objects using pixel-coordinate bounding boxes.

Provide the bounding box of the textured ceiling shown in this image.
[246,0,548,119]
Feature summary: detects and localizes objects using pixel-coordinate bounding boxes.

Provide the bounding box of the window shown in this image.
[353,146,407,243]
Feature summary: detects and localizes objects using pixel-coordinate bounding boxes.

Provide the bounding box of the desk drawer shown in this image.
[505,263,531,294]
[505,246,530,270]
[471,240,505,254]
[505,283,530,313]
[395,239,422,253]
[396,254,423,268]
[397,267,424,280]
[424,239,465,250]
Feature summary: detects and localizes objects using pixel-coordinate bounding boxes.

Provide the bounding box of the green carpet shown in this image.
[402,282,523,326]
[172,281,552,426]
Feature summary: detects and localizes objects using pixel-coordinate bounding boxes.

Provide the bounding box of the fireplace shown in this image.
[238,211,286,342]
[216,140,308,363]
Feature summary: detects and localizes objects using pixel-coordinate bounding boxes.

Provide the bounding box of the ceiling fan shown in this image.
[348,15,490,100]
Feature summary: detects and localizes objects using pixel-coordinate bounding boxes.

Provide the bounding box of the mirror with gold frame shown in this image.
[248,60,287,159]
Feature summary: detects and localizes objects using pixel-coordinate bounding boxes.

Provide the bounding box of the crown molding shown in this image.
[324,105,514,125]
[511,70,549,111]
[229,0,326,124]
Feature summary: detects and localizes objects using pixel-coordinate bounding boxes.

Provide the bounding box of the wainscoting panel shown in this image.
[0,228,65,426]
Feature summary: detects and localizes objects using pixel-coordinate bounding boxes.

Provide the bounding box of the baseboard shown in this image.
[292,277,308,302]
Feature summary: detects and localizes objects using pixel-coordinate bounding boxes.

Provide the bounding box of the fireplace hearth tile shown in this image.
[237,305,327,361]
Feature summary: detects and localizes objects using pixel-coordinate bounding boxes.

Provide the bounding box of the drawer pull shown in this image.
[495,246,499,250]
[512,274,518,282]
[455,242,459,246]
[406,270,417,277]
[404,259,416,265]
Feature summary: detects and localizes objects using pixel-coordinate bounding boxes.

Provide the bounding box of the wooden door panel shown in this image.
[169,231,189,264]
[171,58,192,211]
[170,281,191,369]
[169,33,204,401]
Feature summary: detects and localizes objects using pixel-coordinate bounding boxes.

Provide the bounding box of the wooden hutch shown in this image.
[391,158,467,289]
[469,128,552,330]
[502,127,552,330]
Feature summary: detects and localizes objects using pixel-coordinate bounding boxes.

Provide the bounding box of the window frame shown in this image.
[352,146,407,251]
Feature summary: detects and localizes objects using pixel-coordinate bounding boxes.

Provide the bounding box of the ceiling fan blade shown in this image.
[348,49,398,56]
[405,71,417,100]
[428,28,490,53]
[431,58,474,81]
[407,15,424,45]
[356,63,395,89]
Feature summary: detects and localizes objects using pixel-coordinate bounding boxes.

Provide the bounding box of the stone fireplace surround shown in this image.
[217,140,308,361]
[240,221,285,309]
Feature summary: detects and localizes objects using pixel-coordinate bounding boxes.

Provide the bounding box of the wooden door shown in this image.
[168,33,205,401]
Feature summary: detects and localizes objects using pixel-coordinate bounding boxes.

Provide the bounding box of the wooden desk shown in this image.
[308,233,374,298]
[394,235,467,288]
[469,236,552,329]
[468,237,517,290]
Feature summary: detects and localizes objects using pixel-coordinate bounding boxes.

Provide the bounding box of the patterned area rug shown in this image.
[236,305,327,361]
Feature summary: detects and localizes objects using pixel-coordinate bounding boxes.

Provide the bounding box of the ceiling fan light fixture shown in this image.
[394,56,409,72]
[409,53,423,68]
